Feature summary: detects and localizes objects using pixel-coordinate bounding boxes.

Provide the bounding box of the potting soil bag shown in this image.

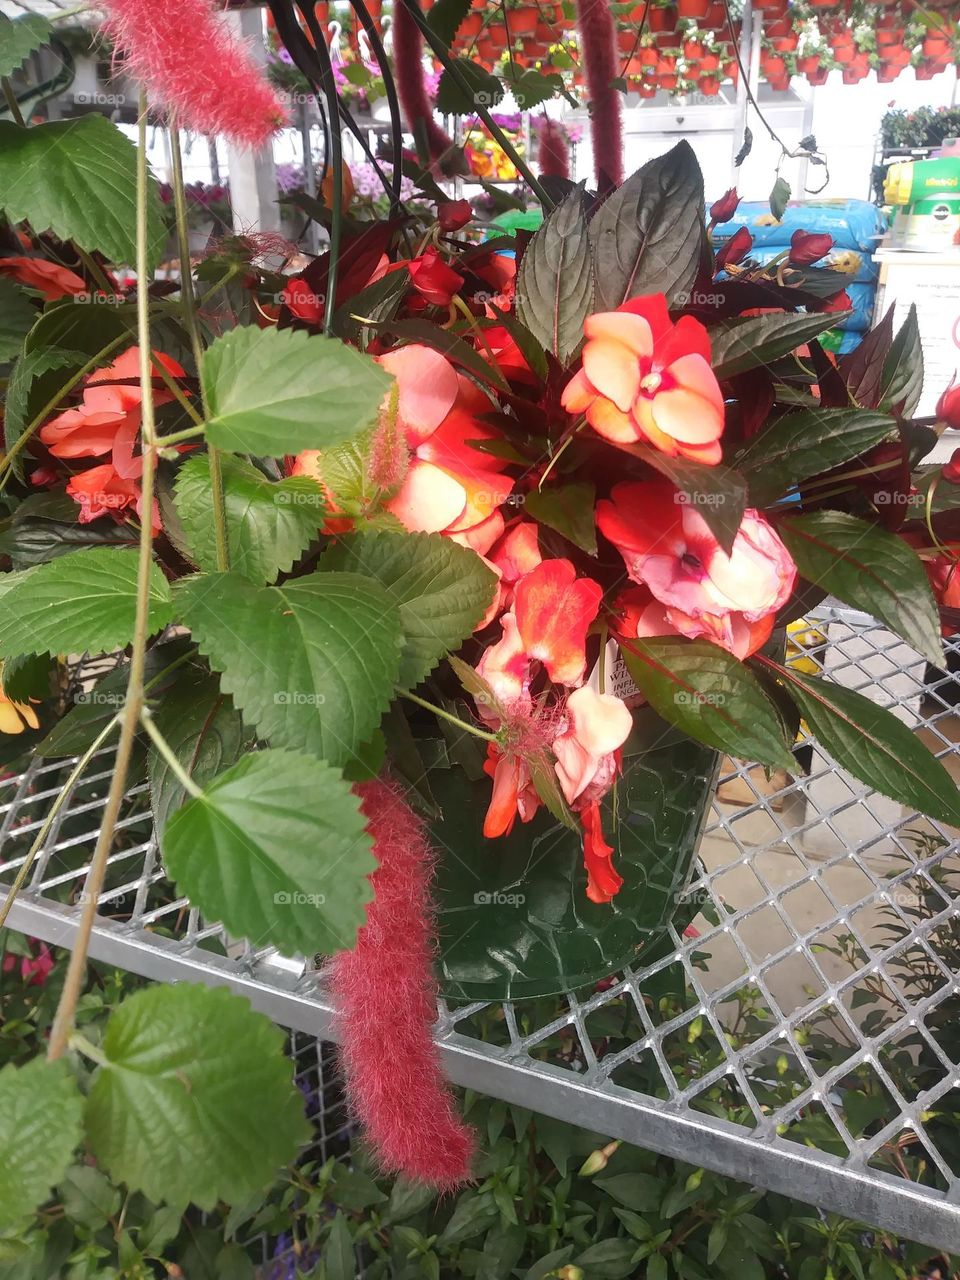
[712,199,888,252]
[739,244,879,283]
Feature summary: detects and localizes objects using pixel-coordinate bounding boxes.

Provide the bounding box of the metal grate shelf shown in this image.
[4,608,960,1254]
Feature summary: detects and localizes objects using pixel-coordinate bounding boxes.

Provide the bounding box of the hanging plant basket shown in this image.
[677,0,711,19]
[649,5,679,32]
[431,710,720,1001]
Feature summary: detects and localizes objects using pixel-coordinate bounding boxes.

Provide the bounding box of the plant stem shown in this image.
[150,353,204,427]
[47,94,161,1062]
[155,424,207,448]
[402,691,499,742]
[169,122,228,571]
[0,716,121,931]
[76,247,116,296]
[68,1033,109,1068]
[0,332,130,491]
[1,77,25,127]
[139,708,202,798]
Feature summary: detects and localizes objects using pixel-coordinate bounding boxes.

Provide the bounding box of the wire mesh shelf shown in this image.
[4,608,960,1253]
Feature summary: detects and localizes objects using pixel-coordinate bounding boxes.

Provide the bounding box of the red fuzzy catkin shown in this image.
[574,0,624,191]
[100,0,286,149]
[392,0,455,167]
[537,118,571,181]
[328,779,474,1189]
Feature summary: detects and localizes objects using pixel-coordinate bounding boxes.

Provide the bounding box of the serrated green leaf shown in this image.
[435,59,503,114]
[710,312,843,381]
[502,66,564,110]
[174,570,402,769]
[320,529,497,689]
[161,748,375,956]
[620,637,793,768]
[0,13,51,76]
[879,303,922,416]
[0,117,165,270]
[85,984,311,1210]
[780,511,942,665]
[735,408,896,507]
[524,483,597,554]
[590,141,703,311]
[0,547,174,659]
[200,325,393,455]
[769,175,790,221]
[766,661,960,826]
[427,0,472,47]
[0,276,36,362]
[148,666,250,832]
[60,1165,120,1229]
[174,454,324,584]
[0,1059,83,1231]
[516,185,593,367]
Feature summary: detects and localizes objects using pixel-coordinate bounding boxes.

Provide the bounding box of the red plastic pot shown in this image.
[761,53,787,78]
[703,3,726,28]
[509,7,539,33]
[699,50,720,69]
[752,0,787,11]
[842,65,867,83]
[763,16,792,36]
[683,37,702,58]
[877,62,901,81]
[806,64,830,83]
[722,58,738,80]
[796,54,820,73]
[832,42,855,63]
[876,28,904,46]
[655,30,679,46]
[915,59,944,79]
[640,45,659,64]
[659,71,678,87]
[698,73,720,92]
[460,12,484,35]
[657,53,678,71]
[676,0,710,18]
[618,29,637,50]
[875,9,900,27]
[772,33,799,51]
[649,5,678,32]
[638,78,657,97]
[767,73,790,89]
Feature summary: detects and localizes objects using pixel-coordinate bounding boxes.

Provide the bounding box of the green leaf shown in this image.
[575,1238,638,1279]
[629,444,747,555]
[779,512,942,665]
[148,666,250,833]
[378,317,509,391]
[86,984,311,1210]
[200,325,393,455]
[332,270,408,349]
[516,185,594,367]
[595,1172,663,1212]
[322,1213,356,1280]
[174,570,402,769]
[501,65,565,109]
[710,312,842,380]
[320,530,497,689]
[767,662,960,826]
[0,13,51,76]
[0,1059,83,1232]
[0,116,166,271]
[524,483,597,554]
[4,347,89,481]
[161,748,375,956]
[0,652,51,703]
[174,454,324,584]
[620,637,793,768]
[769,175,791,221]
[590,141,704,311]
[427,0,472,47]
[879,303,922,416]
[60,1166,121,1228]
[435,58,503,114]
[0,547,174,659]
[734,408,896,507]
[0,277,36,362]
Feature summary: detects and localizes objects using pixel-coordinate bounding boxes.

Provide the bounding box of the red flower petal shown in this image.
[514,559,602,686]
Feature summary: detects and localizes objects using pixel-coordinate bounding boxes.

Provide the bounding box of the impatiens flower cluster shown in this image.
[561,295,725,465]
[0,256,87,301]
[598,479,796,659]
[38,346,184,534]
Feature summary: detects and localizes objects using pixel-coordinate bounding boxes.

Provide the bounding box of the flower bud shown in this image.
[715,225,753,270]
[937,380,960,431]
[578,1139,620,1176]
[788,229,833,266]
[709,187,740,223]
[438,199,472,231]
[557,1268,585,1280]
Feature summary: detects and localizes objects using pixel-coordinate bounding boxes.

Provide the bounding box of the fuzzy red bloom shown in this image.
[100,0,285,148]
[328,780,474,1189]
[715,226,753,270]
[536,118,571,181]
[789,229,833,266]
[709,188,740,224]
[573,0,623,189]
[392,1,455,166]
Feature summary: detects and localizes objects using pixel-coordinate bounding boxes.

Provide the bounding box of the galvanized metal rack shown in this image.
[4,608,960,1254]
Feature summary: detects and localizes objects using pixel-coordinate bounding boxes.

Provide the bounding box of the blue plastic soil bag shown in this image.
[712,200,887,253]
[739,244,879,283]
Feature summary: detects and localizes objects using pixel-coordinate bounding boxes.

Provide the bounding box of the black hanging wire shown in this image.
[346,0,404,218]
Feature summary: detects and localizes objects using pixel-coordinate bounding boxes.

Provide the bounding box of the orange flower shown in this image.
[0,686,40,736]
[67,462,160,535]
[482,745,540,838]
[580,798,623,904]
[561,294,724,465]
[0,256,87,301]
[514,558,603,686]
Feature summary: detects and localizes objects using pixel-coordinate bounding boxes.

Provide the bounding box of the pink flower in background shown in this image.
[2,939,53,986]
[562,295,725,465]
[597,480,795,644]
[100,0,286,148]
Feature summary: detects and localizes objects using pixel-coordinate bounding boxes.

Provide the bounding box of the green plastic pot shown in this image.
[429,707,720,1001]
